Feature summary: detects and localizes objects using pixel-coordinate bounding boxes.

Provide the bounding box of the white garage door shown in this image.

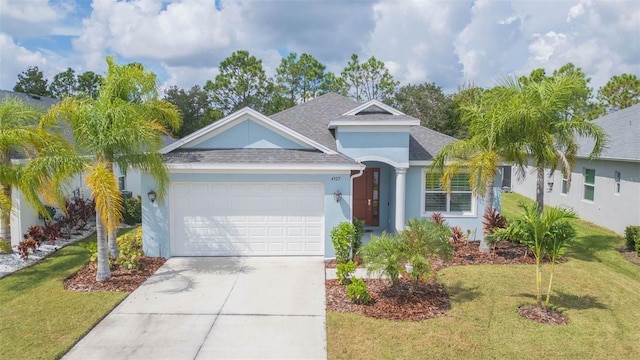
[171,182,324,256]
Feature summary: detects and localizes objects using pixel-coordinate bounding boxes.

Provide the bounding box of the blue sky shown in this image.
[1,0,639,94]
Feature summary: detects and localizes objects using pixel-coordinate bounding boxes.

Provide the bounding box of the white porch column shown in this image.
[394,167,408,233]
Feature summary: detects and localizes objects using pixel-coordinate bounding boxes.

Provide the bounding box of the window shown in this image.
[583,168,595,201]
[561,177,568,195]
[118,176,126,191]
[424,172,474,215]
[614,171,621,194]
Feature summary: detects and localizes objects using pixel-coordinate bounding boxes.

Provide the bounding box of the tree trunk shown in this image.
[478,181,494,253]
[0,151,12,246]
[0,183,11,246]
[95,210,111,281]
[107,220,119,259]
[536,163,545,214]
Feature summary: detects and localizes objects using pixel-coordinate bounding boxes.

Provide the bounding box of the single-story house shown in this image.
[142,93,496,259]
[512,103,640,234]
[0,90,145,246]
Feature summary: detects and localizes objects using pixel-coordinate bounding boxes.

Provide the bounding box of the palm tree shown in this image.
[0,97,80,246]
[431,88,524,251]
[46,57,180,281]
[491,201,576,309]
[498,69,606,213]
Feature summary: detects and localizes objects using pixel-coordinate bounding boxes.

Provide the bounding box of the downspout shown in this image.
[349,165,365,222]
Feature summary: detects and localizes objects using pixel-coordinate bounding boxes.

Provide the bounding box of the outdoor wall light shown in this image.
[333,190,342,203]
[547,181,554,192]
[147,190,157,203]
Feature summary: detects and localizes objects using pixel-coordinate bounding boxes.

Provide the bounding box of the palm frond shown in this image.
[86,162,123,235]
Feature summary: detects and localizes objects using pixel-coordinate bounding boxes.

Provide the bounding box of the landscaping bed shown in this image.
[326,240,540,322]
[65,256,166,292]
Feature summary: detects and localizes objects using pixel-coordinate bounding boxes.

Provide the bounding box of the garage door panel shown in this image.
[171,182,324,256]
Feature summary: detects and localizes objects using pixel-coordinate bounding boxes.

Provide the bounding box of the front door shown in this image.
[352,168,380,227]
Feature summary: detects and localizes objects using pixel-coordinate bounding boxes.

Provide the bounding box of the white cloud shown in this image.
[567,0,591,22]
[528,31,568,62]
[1,0,638,97]
[0,33,49,89]
[0,0,76,37]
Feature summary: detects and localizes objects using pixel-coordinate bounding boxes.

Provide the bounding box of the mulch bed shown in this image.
[64,257,166,293]
[517,305,568,325]
[326,241,560,323]
[326,278,450,321]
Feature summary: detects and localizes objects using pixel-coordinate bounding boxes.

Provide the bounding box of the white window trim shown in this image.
[420,168,477,218]
[561,177,568,196]
[583,168,595,202]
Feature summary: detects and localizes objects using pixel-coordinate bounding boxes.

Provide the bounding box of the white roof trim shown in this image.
[328,119,419,129]
[161,107,337,155]
[167,162,364,172]
[342,100,405,116]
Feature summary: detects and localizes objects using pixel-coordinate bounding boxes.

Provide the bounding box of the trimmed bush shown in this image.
[352,218,365,260]
[624,225,640,252]
[331,222,356,264]
[337,260,358,285]
[122,196,142,225]
[346,278,372,304]
[114,227,144,269]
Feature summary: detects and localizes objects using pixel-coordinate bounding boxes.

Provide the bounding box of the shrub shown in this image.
[451,226,466,244]
[42,222,61,243]
[624,225,640,252]
[17,238,38,260]
[59,197,96,236]
[23,225,46,246]
[122,196,142,225]
[352,218,365,260]
[346,278,372,304]
[483,208,508,236]
[330,222,356,264]
[400,218,453,283]
[360,232,403,285]
[337,260,358,285]
[430,212,445,226]
[114,227,144,269]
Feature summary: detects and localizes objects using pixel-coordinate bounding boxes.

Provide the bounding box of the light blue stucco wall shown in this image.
[142,171,352,259]
[187,119,308,150]
[336,130,409,166]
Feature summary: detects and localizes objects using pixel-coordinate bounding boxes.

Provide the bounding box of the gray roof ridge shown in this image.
[270,92,360,118]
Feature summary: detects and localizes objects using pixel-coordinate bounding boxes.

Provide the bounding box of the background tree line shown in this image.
[12,51,640,140]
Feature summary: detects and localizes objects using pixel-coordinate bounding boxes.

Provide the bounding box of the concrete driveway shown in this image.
[63,257,326,360]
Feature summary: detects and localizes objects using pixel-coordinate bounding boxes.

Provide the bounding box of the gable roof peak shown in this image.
[343,99,405,116]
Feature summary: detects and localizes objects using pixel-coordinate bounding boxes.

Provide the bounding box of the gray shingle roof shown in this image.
[270,92,455,161]
[270,93,360,150]
[165,93,457,166]
[576,104,640,161]
[164,148,360,165]
[409,126,457,161]
[0,89,59,109]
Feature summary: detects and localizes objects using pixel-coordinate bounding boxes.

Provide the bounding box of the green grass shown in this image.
[328,193,640,359]
[0,229,136,360]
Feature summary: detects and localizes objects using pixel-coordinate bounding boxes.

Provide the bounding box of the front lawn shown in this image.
[0,230,135,360]
[327,193,640,359]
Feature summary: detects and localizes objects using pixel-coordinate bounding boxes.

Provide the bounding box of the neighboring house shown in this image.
[0,90,145,246]
[512,104,640,234]
[142,93,496,259]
